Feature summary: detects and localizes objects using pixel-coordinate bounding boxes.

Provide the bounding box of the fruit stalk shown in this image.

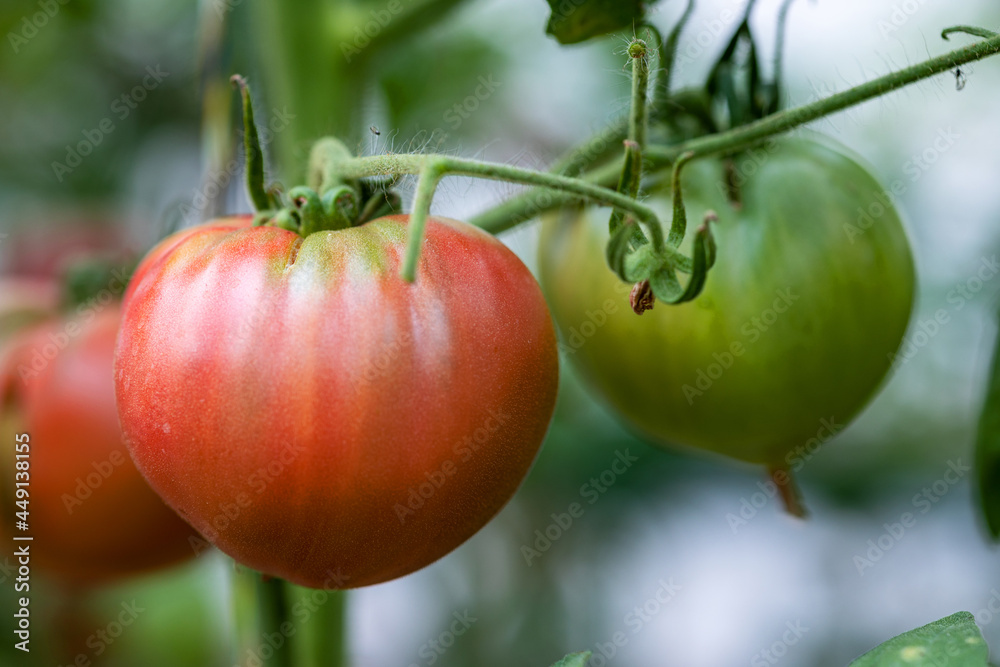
[470,27,1000,234]
[645,27,1000,165]
[326,152,674,279]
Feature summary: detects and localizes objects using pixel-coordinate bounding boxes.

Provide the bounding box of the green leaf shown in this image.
[976,313,1000,539]
[548,651,591,667]
[849,612,989,667]
[606,221,638,282]
[545,0,650,45]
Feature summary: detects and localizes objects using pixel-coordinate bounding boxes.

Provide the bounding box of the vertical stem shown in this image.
[231,566,293,667]
[231,565,259,666]
[285,583,349,667]
[610,39,651,241]
[257,576,292,667]
[627,41,649,150]
[401,160,442,282]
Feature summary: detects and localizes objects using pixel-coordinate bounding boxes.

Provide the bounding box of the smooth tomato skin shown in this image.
[0,306,196,582]
[116,215,558,589]
[539,138,915,466]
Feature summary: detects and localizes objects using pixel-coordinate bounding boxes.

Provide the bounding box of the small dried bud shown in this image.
[630,280,654,315]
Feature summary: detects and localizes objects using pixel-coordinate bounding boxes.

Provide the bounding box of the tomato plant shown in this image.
[0,305,196,583]
[10,0,1000,663]
[538,137,916,468]
[115,214,558,588]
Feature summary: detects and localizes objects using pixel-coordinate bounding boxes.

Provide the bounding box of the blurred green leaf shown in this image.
[544,0,649,45]
[976,314,1000,538]
[377,33,506,150]
[549,651,591,667]
[849,612,989,667]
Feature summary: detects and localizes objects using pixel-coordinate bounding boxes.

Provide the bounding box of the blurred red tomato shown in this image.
[1,217,131,279]
[1,305,196,583]
[0,278,59,342]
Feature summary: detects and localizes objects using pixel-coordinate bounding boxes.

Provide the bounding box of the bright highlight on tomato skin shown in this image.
[115,214,559,589]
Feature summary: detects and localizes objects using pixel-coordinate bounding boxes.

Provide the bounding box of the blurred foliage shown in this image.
[544,0,652,45]
[974,307,1000,538]
[0,0,200,205]
[0,557,224,667]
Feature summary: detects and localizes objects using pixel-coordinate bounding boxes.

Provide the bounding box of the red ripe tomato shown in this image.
[0,306,196,583]
[115,215,558,589]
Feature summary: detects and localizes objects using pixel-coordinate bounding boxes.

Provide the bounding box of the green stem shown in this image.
[471,28,1000,234]
[231,567,293,667]
[257,576,291,667]
[472,160,622,234]
[666,152,694,247]
[609,39,652,241]
[943,26,999,40]
[628,40,650,150]
[284,582,348,667]
[403,161,445,282]
[646,29,1000,164]
[336,153,666,269]
[548,118,627,178]
[231,566,257,666]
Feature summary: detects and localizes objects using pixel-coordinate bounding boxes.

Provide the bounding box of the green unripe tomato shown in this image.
[539,137,916,466]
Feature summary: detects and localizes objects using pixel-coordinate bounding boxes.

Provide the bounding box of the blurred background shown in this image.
[2,0,1000,665]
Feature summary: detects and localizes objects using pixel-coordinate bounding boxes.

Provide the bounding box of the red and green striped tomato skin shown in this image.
[115,215,558,588]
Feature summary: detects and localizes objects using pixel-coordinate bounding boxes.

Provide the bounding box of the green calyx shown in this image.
[604,27,719,309]
[232,75,396,237]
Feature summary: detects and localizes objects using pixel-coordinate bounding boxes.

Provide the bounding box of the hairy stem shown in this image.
[646,30,1000,164]
[335,153,667,270]
[402,162,445,281]
[471,160,622,234]
[628,40,650,150]
[471,29,1000,234]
